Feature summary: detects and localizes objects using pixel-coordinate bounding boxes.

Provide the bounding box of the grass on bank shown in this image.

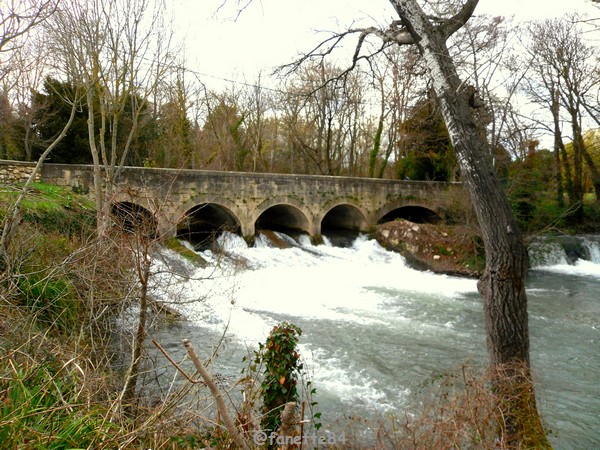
[0,181,94,214]
[0,359,119,449]
[0,181,214,449]
[0,181,95,236]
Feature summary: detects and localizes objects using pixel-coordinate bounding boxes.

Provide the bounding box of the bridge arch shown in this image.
[254,203,311,236]
[177,203,241,248]
[110,201,158,237]
[377,203,442,224]
[320,203,368,233]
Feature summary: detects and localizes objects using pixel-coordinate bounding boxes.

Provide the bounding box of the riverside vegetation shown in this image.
[0,181,322,449]
[1,180,599,449]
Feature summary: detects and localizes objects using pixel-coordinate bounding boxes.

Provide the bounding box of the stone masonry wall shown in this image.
[0,160,40,183]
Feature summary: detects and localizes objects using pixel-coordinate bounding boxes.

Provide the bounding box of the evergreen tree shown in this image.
[396,97,456,181]
[31,78,92,164]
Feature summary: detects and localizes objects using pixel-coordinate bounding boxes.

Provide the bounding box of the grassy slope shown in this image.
[0,182,121,447]
[0,181,95,236]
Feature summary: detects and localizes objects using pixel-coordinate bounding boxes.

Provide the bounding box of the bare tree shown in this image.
[0,0,57,82]
[0,1,60,161]
[0,0,77,273]
[385,1,548,444]
[527,17,600,210]
[114,203,156,413]
[452,15,527,167]
[281,61,365,175]
[278,0,549,444]
[242,73,272,172]
[368,56,394,178]
[368,46,424,179]
[146,67,194,169]
[3,33,57,162]
[196,87,250,171]
[46,0,178,236]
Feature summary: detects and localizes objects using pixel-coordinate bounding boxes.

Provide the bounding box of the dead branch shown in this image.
[182,338,250,450]
[152,339,205,385]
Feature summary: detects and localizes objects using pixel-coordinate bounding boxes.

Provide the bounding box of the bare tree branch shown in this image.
[182,338,250,450]
[0,0,57,54]
[440,0,479,38]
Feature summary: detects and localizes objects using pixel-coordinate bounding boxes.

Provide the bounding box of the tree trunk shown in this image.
[86,87,108,237]
[570,111,584,217]
[390,1,550,446]
[575,123,600,205]
[568,105,600,207]
[551,90,565,207]
[369,115,385,178]
[120,242,151,413]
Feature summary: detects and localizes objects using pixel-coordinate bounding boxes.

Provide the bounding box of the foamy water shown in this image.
[149,232,600,448]
[531,236,600,278]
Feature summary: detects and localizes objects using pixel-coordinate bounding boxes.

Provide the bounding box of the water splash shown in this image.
[529,236,600,277]
[582,237,600,263]
[528,239,569,267]
[148,232,600,447]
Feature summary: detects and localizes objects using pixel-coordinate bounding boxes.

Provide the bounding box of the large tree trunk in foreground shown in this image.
[390,0,550,446]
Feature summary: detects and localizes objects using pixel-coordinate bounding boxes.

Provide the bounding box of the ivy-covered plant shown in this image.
[255,322,303,434]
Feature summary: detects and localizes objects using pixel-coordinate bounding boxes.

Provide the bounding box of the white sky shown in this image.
[172,0,598,90]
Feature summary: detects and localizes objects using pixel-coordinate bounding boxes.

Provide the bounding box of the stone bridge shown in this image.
[1,160,464,245]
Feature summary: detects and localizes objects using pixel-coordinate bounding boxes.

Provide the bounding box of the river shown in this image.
[149,233,600,449]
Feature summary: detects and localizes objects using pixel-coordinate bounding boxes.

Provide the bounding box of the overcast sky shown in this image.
[171,0,598,90]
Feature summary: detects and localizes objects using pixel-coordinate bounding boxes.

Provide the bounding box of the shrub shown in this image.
[255,322,303,434]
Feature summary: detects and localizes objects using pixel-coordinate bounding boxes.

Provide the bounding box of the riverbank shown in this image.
[375,219,484,277]
[374,212,600,278]
[0,182,203,448]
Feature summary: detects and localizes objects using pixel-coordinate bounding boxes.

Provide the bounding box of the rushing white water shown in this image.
[530,236,600,278]
[528,240,571,267]
[150,232,600,449]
